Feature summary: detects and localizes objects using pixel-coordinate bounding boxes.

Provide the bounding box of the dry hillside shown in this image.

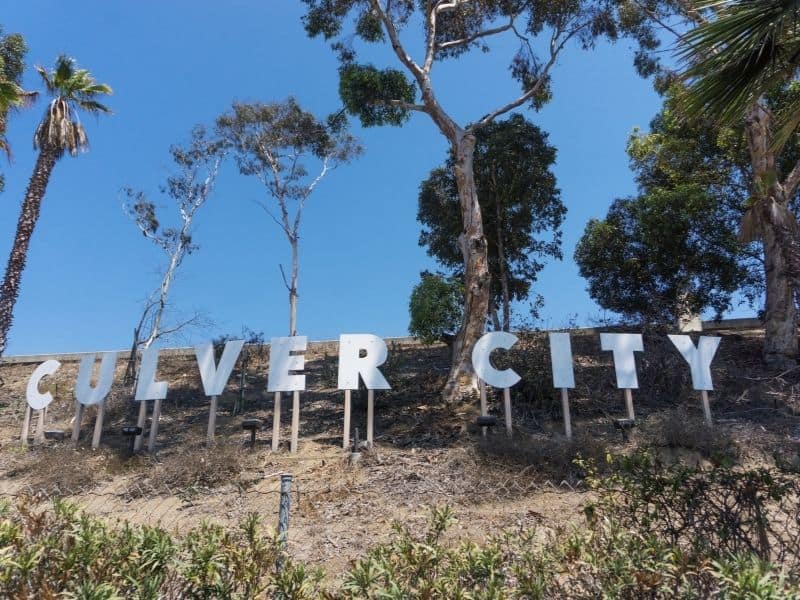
[0,328,799,577]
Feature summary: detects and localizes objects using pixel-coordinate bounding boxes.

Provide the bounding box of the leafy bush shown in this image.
[2,455,798,598]
[408,272,462,346]
[0,499,321,599]
[583,453,800,570]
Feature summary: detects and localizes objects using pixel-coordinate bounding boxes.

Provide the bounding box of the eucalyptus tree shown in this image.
[0,56,111,358]
[216,98,361,336]
[576,86,763,325]
[676,0,800,366]
[603,1,800,366]
[300,0,652,400]
[417,114,564,332]
[124,127,224,357]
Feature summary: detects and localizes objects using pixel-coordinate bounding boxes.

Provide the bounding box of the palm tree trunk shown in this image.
[0,149,58,357]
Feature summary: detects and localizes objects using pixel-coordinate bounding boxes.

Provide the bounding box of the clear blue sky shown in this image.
[0,1,752,355]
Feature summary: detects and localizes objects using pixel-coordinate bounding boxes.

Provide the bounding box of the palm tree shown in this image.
[0,29,36,164]
[679,0,800,145]
[0,80,31,157]
[678,0,800,367]
[0,55,111,356]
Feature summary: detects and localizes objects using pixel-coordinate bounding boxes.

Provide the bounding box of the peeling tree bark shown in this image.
[442,132,491,400]
[364,0,576,402]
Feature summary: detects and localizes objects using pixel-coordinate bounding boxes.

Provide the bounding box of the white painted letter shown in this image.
[135,347,168,401]
[195,340,245,396]
[600,333,644,389]
[27,360,61,410]
[75,352,117,406]
[472,332,521,389]
[549,333,575,389]
[668,335,721,391]
[267,336,307,392]
[338,334,391,390]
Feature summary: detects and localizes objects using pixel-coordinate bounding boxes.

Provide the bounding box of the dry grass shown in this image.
[4,446,107,495]
[477,430,609,482]
[642,408,739,465]
[144,440,258,494]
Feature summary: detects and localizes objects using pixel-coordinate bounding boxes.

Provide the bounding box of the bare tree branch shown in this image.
[371,0,425,84]
[130,134,223,350]
[279,263,292,291]
[253,197,291,236]
[631,0,684,41]
[473,23,577,129]
[436,19,515,51]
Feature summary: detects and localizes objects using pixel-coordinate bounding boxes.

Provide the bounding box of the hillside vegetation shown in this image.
[0,327,798,592]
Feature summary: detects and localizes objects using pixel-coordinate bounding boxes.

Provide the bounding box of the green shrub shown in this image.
[1,455,798,598]
[0,498,322,599]
[582,453,800,569]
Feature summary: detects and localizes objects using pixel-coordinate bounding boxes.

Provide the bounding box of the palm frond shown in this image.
[769,88,800,150]
[679,0,800,124]
[76,99,111,114]
[33,56,111,154]
[34,64,55,94]
[52,55,75,88]
[81,83,113,97]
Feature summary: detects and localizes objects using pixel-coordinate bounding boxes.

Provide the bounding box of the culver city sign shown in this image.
[20,332,721,452]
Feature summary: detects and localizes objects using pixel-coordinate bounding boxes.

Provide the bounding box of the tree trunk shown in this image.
[0,149,58,357]
[763,221,797,367]
[141,224,189,350]
[495,194,511,331]
[745,103,798,368]
[489,301,501,332]
[442,132,491,402]
[289,237,298,336]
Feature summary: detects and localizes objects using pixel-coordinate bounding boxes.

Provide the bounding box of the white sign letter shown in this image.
[75,352,117,406]
[267,336,307,392]
[472,332,521,389]
[135,347,168,401]
[338,334,391,390]
[195,340,245,396]
[27,360,61,410]
[600,333,644,389]
[549,333,575,389]
[668,335,721,391]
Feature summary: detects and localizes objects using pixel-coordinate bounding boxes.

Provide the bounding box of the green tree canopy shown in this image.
[417,114,564,330]
[216,98,362,336]
[576,86,764,324]
[300,0,667,400]
[576,186,750,323]
[0,27,30,191]
[409,272,463,346]
[678,0,800,148]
